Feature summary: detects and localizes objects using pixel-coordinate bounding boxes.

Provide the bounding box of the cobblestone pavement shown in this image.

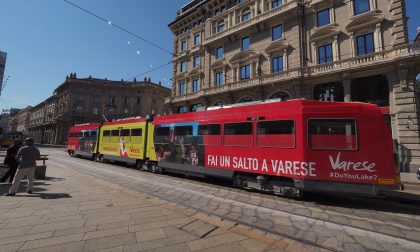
[35,148,420,251]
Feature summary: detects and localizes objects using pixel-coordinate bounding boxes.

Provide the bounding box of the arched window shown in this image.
[238,97,254,103]
[269,92,290,101]
[214,101,225,106]
[241,8,251,22]
[217,20,225,33]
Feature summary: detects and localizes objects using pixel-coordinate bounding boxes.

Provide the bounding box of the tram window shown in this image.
[90,131,97,136]
[198,124,221,146]
[111,130,120,143]
[155,127,170,144]
[120,129,130,136]
[131,128,142,144]
[257,120,295,148]
[120,129,131,143]
[102,130,110,143]
[224,122,253,147]
[174,126,193,145]
[308,119,357,150]
[78,132,83,137]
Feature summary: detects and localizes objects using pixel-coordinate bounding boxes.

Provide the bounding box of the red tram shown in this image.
[67,123,100,158]
[153,100,400,196]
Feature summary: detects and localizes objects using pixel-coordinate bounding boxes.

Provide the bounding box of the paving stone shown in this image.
[123,239,165,252]
[85,215,131,226]
[186,233,247,251]
[26,219,86,234]
[96,246,124,252]
[19,233,84,251]
[53,226,98,237]
[83,233,137,252]
[18,241,86,252]
[1,242,24,252]
[239,239,274,252]
[136,228,166,242]
[97,220,135,231]
[146,243,192,252]
[0,226,32,239]
[164,233,198,246]
[83,227,128,240]
[0,231,53,246]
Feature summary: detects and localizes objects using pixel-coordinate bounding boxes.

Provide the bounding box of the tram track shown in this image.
[46,149,420,251]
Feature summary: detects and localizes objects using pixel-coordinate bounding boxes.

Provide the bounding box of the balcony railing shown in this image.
[167,44,420,104]
[203,0,298,45]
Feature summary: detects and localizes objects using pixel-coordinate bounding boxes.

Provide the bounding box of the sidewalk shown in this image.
[0,165,304,252]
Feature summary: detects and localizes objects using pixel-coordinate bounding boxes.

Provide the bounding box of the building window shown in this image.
[272,0,282,8]
[356,33,374,56]
[193,56,201,68]
[124,108,129,114]
[272,25,283,41]
[318,44,333,64]
[181,40,187,51]
[242,9,251,22]
[94,95,100,103]
[179,82,186,95]
[93,108,98,115]
[272,56,284,73]
[238,0,245,3]
[194,34,201,45]
[216,47,224,60]
[178,106,189,113]
[217,21,225,33]
[354,0,370,15]
[193,79,200,93]
[351,75,389,107]
[180,61,187,72]
[240,65,251,79]
[191,103,202,112]
[239,97,253,103]
[241,37,250,51]
[270,92,289,101]
[215,72,224,86]
[317,8,330,27]
[314,82,344,102]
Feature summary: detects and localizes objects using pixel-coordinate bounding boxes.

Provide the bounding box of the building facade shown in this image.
[27,74,171,145]
[16,106,32,135]
[167,0,420,171]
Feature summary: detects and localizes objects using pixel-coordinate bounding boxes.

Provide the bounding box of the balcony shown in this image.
[203,0,298,46]
[306,44,420,77]
[166,44,420,105]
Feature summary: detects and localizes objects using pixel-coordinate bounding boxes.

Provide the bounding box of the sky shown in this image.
[0,0,420,111]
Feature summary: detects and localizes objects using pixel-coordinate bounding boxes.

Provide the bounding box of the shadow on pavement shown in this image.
[11,193,72,199]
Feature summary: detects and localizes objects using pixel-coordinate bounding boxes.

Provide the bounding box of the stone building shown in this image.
[167,0,420,171]
[27,74,171,145]
[16,106,32,135]
[28,101,47,144]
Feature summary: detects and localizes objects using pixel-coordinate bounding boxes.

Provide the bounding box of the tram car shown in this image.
[95,117,156,167]
[1,132,24,148]
[67,123,100,158]
[152,100,400,197]
[67,100,401,197]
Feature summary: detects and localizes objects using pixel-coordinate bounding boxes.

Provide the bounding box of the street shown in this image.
[36,147,420,252]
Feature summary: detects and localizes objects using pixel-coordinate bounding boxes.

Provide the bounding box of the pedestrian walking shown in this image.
[5,138,40,196]
[0,139,22,183]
